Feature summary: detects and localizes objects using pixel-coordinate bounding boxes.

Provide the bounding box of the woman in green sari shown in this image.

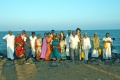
[49,35,60,60]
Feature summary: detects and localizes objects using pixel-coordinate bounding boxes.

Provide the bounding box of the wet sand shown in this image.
[0,57,120,80]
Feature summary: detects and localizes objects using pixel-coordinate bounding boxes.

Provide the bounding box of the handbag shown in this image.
[103,43,107,49]
[98,48,101,55]
[80,51,84,59]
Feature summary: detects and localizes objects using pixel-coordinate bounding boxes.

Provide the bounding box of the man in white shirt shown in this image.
[30,32,37,58]
[65,30,71,60]
[3,30,15,60]
[76,28,83,60]
[69,31,80,61]
[103,33,112,59]
[82,33,91,61]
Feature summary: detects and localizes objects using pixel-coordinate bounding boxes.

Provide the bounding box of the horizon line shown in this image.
[0,29,120,32]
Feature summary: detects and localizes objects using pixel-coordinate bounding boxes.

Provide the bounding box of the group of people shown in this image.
[2,28,113,63]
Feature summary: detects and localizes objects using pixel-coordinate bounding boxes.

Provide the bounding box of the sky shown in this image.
[0,0,120,31]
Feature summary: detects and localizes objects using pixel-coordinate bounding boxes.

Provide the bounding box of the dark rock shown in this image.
[51,61,58,67]
[17,59,24,65]
[0,52,7,59]
[4,62,13,67]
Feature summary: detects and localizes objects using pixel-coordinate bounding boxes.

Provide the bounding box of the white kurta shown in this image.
[30,36,37,57]
[69,35,80,49]
[65,35,70,56]
[82,37,91,60]
[3,34,15,59]
[103,37,112,59]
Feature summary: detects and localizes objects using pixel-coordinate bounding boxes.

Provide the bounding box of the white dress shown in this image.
[103,37,112,59]
[30,36,37,57]
[82,37,91,60]
[3,34,15,59]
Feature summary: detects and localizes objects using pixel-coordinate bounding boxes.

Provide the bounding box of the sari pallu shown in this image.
[24,37,31,59]
[45,37,52,60]
[15,35,24,58]
[41,37,47,59]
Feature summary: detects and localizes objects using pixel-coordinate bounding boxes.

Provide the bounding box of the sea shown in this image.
[0,30,120,54]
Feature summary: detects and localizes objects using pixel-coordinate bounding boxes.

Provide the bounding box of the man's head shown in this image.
[8,30,12,35]
[68,30,71,36]
[37,34,41,39]
[76,28,81,35]
[106,33,110,38]
[48,32,51,37]
[44,33,47,37]
[94,32,97,37]
[72,31,76,37]
[84,32,88,38]
[51,30,55,35]
[25,33,28,37]
[32,32,35,37]
[22,30,26,34]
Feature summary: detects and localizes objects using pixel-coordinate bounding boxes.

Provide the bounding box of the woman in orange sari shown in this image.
[45,33,52,60]
[15,33,24,58]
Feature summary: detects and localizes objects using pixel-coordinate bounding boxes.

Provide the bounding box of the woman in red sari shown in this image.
[15,33,24,58]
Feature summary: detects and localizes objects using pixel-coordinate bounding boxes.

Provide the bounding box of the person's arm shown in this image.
[13,37,16,49]
[29,42,31,47]
[108,38,113,43]
[98,38,100,49]
[69,37,71,49]
[65,38,67,46]
[106,40,112,43]
[103,38,106,43]
[78,42,80,49]
[35,39,37,50]
[78,37,80,49]
[98,38,100,43]
[90,37,93,41]
[3,35,7,42]
[103,39,112,43]
[25,39,31,47]
[88,38,91,49]
[3,39,6,42]
[41,39,43,47]
[14,38,17,47]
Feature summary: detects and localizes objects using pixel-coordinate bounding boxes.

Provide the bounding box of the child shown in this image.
[35,34,42,59]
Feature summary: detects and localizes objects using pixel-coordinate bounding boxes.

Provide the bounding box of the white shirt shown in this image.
[69,35,80,49]
[103,37,112,47]
[3,34,15,48]
[82,37,91,50]
[30,36,37,49]
[65,34,71,47]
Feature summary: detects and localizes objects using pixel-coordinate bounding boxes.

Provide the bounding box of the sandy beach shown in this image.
[0,54,120,80]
